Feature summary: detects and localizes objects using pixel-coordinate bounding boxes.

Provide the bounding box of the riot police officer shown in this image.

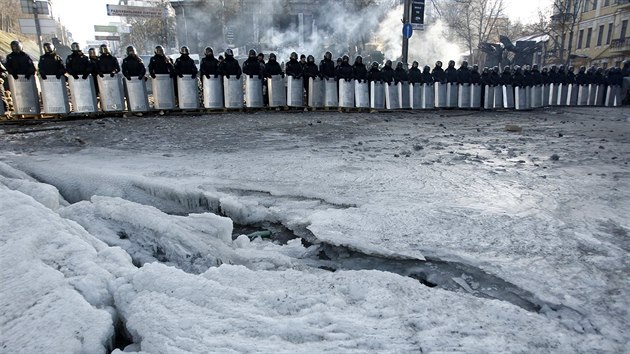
[200,47,220,78]
[38,42,65,80]
[219,48,242,79]
[121,45,146,80]
[264,53,283,78]
[353,56,368,83]
[148,45,175,78]
[367,61,381,83]
[409,61,421,84]
[66,42,93,80]
[457,61,471,84]
[174,46,198,79]
[336,55,353,81]
[303,55,319,80]
[96,44,120,77]
[445,60,458,83]
[500,66,513,85]
[5,40,35,79]
[470,64,481,85]
[381,60,395,85]
[319,51,335,80]
[242,49,264,79]
[421,65,434,84]
[285,52,303,78]
[431,61,446,83]
[393,61,408,84]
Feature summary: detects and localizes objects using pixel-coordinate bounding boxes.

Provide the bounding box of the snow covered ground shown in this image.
[0,107,628,353]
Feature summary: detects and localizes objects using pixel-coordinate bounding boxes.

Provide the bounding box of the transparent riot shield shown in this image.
[267,75,286,107]
[308,77,325,108]
[0,98,4,116]
[398,82,411,109]
[483,86,494,109]
[549,83,560,106]
[245,76,263,108]
[586,84,597,106]
[531,85,542,108]
[385,82,400,110]
[566,84,578,106]
[324,78,338,107]
[542,84,550,107]
[410,83,422,109]
[287,76,304,107]
[558,84,568,106]
[68,76,97,113]
[176,76,200,110]
[422,83,435,109]
[446,83,458,108]
[202,75,223,109]
[515,86,527,110]
[8,75,40,115]
[355,80,369,108]
[470,84,482,109]
[434,82,447,108]
[223,76,244,109]
[594,84,605,106]
[493,85,503,109]
[40,76,70,114]
[338,79,355,108]
[502,85,514,108]
[577,85,589,106]
[152,74,176,110]
[604,85,621,107]
[370,81,385,109]
[457,84,471,109]
[97,74,125,112]
[124,77,149,112]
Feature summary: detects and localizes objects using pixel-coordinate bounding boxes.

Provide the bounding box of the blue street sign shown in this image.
[403,23,413,39]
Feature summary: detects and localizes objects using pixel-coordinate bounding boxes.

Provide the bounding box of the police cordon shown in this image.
[1,39,627,120]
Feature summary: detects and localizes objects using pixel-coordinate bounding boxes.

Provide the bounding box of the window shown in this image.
[621,20,628,40]
[583,0,589,12]
[578,29,584,49]
[607,23,613,44]
[597,25,604,46]
[604,0,609,6]
[592,0,597,10]
[586,27,593,48]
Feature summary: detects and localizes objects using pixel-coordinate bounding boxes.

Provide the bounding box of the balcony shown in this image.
[610,37,630,52]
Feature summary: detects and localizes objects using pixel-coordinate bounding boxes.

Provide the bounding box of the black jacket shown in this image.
[200,55,220,78]
[38,53,65,78]
[174,54,198,77]
[336,62,353,81]
[264,60,283,77]
[242,57,264,77]
[319,59,336,79]
[285,59,302,78]
[353,62,368,82]
[381,66,395,84]
[445,65,458,83]
[5,51,35,77]
[394,67,409,83]
[432,66,446,83]
[96,54,120,76]
[66,52,93,78]
[367,67,381,82]
[421,67,434,84]
[303,62,319,79]
[219,56,242,77]
[409,67,422,84]
[122,55,146,79]
[148,54,175,77]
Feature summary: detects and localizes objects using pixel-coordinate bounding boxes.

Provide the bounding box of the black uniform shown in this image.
[575,68,588,85]
[445,63,458,83]
[367,65,381,82]
[432,65,446,83]
[121,54,146,80]
[200,54,220,78]
[500,69,513,85]
[319,58,336,79]
[264,57,283,77]
[421,66,434,84]
[470,67,481,85]
[66,51,93,79]
[38,52,65,79]
[242,57,264,78]
[336,61,353,81]
[393,64,408,84]
[96,53,120,77]
[381,63,395,85]
[531,67,543,86]
[285,58,303,78]
[409,65,422,84]
[5,51,35,79]
[219,56,241,78]
[303,61,319,80]
[174,54,198,78]
[457,65,471,84]
[352,59,368,83]
[148,54,175,78]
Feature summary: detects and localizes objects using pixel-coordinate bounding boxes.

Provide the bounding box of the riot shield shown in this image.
[324,78,338,107]
[594,85,605,106]
[370,81,385,109]
[308,77,325,108]
[385,82,400,109]
[446,83,458,108]
[515,86,527,110]
[558,84,568,106]
[68,76,97,113]
[267,75,286,107]
[531,85,542,108]
[566,84,578,106]
[457,84,471,108]
[0,99,4,116]
[176,76,200,110]
[470,84,481,109]
[97,74,125,112]
[223,76,244,109]
[398,82,411,109]
[152,74,176,110]
[434,82,447,108]
[202,75,223,109]
[605,85,621,107]
[483,86,494,109]
[493,86,503,109]
[124,77,149,112]
[410,83,422,109]
[287,76,304,107]
[586,84,597,106]
[355,80,370,108]
[502,85,514,109]
[338,79,354,108]
[549,83,560,106]
[8,75,40,115]
[422,83,435,109]
[245,76,264,108]
[525,86,533,109]
[40,76,70,114]
[577,85,589,105]
[542,84,550,107]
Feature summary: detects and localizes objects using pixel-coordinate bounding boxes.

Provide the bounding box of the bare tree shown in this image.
[443,0,506,64]
[0,0,21,33]
[531,0,584,65]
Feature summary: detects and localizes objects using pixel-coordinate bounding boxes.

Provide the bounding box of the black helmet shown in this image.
[180,46,189,55]
[225,48,234,57]
[448,60,455,67]
[88,48,97,58]
[472,64,478,71]
[493,66,499,73]
[324,51,332,60]
[412,61,418,68]
[126,45,137,56]
[10,40,22,53]
[503,66,511,73]
[100,44,110,55]
[396,61,403,69]
[342,55,349,62]
[356,55,363,64]
[205,47,214,56]
[249,49,257,57]
[482,67,489,73]
[336,57,342,63]
[532,64,539,70]
[568,66,574,72]
[307,55,314,63]
[371,61,379,68]
[423,65,431,72]
[43,42,54,54]
[436,61,442,67]
[269,53,276,61]
[385,60,392,67]
[462,60,468,67]
[290,52,298,60]
[71,42,81,52]
[155,45,165,56]
[300,54,306,60]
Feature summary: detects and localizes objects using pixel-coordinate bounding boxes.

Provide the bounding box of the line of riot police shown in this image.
[0,40,626,118]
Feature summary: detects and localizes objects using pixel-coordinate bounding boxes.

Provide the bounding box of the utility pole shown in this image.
[402,0,411,65]
[32,0,43,55]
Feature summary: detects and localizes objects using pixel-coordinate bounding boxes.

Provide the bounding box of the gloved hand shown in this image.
[12,74,18,80]
[249,74,253,79]
[125,76,132,81]
[138,75,144,80]
[258,74,263,80]
[82,74,89,80]
[178,74,184,78]
[225,74,230,79]
[73,74,80,80]
[99,73,104,78]
[56,74,62,79]
[191,74,196,79]
[281,73,285,78]
[25,74,31,80]
[110,72,115,77]
[150,74,156,79]
[205,74,210,79]
[236,74,241,80]
[41,74,47,80]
